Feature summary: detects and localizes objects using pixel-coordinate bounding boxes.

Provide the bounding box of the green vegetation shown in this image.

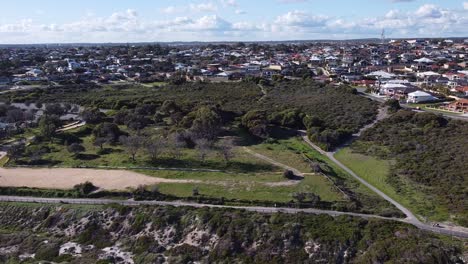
[335,148,450,223]
[0,79,377,149]
[1,80,393,216]
[155,173,342,203]
[345,110,468,226]
[249,135,403,216]
[0,204,464,263]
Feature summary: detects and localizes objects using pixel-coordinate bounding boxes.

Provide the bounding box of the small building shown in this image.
[444,99,468,113]
[407,91,437,104]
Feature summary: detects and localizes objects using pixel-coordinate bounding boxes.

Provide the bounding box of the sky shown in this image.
[0,0,467,44]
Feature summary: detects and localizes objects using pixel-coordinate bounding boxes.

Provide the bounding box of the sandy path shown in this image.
[0,168,199,190]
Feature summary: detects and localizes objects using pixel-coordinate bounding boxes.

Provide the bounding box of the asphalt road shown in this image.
[0,195,466,238]
[297,130,468,239]
[358,92,468,122]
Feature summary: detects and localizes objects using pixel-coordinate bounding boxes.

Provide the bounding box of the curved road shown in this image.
[298,130,468,239]
[0,195,466,238]
[298,130,418,223]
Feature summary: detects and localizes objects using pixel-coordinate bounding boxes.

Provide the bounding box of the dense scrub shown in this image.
[0,80,378,149]
[0,204,464,263]
[354,110,468,225]
[261,81,377,148]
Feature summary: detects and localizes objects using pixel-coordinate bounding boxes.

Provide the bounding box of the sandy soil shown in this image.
[0,168,199,190]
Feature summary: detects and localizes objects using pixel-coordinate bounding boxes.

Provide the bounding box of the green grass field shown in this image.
[249,137,403,215]
[250,137,317,173]
[156,173,344,203]
[335,148,450,222]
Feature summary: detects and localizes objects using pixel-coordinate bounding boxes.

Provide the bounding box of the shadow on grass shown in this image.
[16,159,62,166]
[76,154,100,160]
[234,125,299,147]
[148,157,276,173]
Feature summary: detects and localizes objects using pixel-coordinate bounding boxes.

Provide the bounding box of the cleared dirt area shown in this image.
[0,168,199,190]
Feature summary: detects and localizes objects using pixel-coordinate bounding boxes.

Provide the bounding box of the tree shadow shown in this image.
[148,157,276,173]
[76,154,100,160]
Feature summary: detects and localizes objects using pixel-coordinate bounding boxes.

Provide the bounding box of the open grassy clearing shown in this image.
[335,148,450,222]
[250,137,316,173]
[156,173,343,203]
[136,169,286,183]
[7,125,345,204]
[248,136,401,214]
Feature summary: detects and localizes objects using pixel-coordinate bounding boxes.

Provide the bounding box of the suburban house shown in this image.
[379,80,418,99]
[454,86,468,96]
[443,99,468,113]
[407,91,437,103]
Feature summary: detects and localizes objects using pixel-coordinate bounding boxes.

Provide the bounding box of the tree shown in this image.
[93,137,108,150]
[195,138,212,163]
[93,122,122,143]
[303,115,324,129]
[7,142,25,162]
[44,103,65,116]
[216,139,235,163]
[145,138,165,161]
[120,135,144,161]
[125,112,151,131]
[167,132,188,159]
[241,110,269,139]
[38,115,61,140]
[190,106,222,140]
[81,108,104,124]
[67,143,85,157]
[160,100,180,115]
[385,99,401,113]
[6,108,25,124]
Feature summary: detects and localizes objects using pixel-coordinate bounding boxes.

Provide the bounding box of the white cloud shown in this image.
[464,2,468,10]
[160,6,178,14]
[415,4,443,18]
[275,11,328,28]
[190,3,218,12]
[0,3,467,43]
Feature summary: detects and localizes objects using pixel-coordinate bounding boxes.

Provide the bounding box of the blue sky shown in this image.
[0,0,467,43]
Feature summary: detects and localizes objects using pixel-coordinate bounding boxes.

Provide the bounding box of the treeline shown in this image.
[1,79,378,149]
[356,110,468,225]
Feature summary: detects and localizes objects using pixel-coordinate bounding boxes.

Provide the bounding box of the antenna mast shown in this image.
[381,29,386,44]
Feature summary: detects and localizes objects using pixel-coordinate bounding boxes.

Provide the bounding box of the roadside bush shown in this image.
[283,170,295,179]
[73,181,97,195]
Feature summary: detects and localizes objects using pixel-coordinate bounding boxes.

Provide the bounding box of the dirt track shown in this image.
[0,168,199,190]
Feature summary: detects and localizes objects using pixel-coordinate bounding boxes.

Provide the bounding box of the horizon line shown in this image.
[1,36,467,46]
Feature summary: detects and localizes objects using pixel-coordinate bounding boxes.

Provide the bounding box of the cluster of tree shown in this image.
[117,133,235,164]
[1,79,377,150]
[258,80,377,149]
[356,110,468,224]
